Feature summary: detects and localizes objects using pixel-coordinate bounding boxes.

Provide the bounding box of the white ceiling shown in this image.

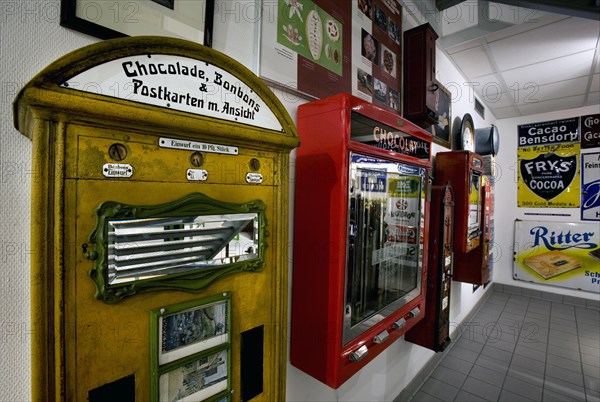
[435,2,600,119]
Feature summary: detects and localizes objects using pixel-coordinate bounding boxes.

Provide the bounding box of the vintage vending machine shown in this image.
[13,37,299,402]
[291,94,432,388]
[434,151,490,285]
[405,183,454,351]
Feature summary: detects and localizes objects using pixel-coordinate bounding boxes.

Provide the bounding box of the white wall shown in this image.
[1,2,95,400]
[493,104,600,300]
[0,1,498,401]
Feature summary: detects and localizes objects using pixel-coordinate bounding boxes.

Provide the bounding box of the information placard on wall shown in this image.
[513,220,600,293]
[260,0,402,114]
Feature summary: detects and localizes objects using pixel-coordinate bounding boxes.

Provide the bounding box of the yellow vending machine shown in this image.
[13,37,298,402]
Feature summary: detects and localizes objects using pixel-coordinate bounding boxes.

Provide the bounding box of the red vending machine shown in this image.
[434,151,490,284]
[291,94,432,388]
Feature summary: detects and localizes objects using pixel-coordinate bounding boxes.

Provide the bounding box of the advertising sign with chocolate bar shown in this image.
[513,220,600,292]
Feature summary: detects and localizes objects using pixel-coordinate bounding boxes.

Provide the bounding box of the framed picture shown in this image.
[158,348,230,402]
[152,293,231,366]
[430,81,452,148]
[151,293,232,401]
[60,0,215,47]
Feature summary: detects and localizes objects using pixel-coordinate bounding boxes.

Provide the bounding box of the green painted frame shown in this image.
[86,192,267,303]
[150,292,232,402]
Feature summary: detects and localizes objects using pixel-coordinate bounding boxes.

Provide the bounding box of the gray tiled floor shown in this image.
[411,291,600,402]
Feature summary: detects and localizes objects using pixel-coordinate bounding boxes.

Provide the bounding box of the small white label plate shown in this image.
[159,137,238,155]
[246,173,263,184]
[187,169,208,181]
[103,163,133,178]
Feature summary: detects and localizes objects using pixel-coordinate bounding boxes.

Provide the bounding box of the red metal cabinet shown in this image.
[291,94,432,388]
[434,151,490,284]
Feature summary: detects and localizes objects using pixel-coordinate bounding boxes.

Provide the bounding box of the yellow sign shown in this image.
[517,142,580,208]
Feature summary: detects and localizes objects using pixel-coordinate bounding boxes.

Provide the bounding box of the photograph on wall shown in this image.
[513,220,599,292]
[352,0,402,112]
[159,349,229,402]
[582,152,600,221]
[260,0,402,114]
[581,113,600,149]
[517,118,580,208]
[155,297,230,365]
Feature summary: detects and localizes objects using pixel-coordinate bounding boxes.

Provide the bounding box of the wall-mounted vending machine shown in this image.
[434,151,490,285]
[13,37,299,402]
[405,183,454,351]
[291,94,432,388]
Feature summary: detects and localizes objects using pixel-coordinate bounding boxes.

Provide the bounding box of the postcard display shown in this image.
[13,37,299,402]
[434,151,491,285]
[291,94,432,388]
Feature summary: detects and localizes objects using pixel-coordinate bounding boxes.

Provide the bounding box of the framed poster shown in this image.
[513,220,600,292]
[517,118,580,208]
[60,0,215,46]
[582,152,600,221]
[151,293,232,401]
[260,0,402,114]
[429,81,451,148]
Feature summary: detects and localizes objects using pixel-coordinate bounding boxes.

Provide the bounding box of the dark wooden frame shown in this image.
[430,80,452,149]
[60,0,214,47]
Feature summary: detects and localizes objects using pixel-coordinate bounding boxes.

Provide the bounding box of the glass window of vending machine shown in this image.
[292,94,432,388]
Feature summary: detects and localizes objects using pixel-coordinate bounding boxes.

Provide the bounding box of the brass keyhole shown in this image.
[249,158,260,171]
[190,151,204,167]
[108,143,127,161]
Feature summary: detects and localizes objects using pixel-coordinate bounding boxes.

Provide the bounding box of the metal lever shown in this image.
[349,345,368,362]
[408,307,421,318]
[392,318,406,330]
[373,330,389,344]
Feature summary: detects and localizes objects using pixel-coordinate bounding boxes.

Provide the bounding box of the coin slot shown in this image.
[249,158,261,171]
[190,151,204,167]
[108,143,128,161]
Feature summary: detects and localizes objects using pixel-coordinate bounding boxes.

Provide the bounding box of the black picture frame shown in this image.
[430,80,452,148]
[60,0,214,47]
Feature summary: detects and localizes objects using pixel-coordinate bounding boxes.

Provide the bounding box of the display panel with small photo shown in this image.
[151,292,232,401]
[430,81,452,148]
[361,29,379,64]
[159,348,229,402]
[153,294,230,366]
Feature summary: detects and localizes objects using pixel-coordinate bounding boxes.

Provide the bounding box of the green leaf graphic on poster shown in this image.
[277,0,343,76]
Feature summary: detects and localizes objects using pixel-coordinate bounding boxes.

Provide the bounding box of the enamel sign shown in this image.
[63,54,284,132]
[582,152,600,221]
[513,220,600,292]
[517,118,580,208]
[581,114,600,149]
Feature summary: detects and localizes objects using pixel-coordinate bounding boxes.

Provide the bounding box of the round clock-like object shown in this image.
[475,125,500,155]
[460,113,475,152]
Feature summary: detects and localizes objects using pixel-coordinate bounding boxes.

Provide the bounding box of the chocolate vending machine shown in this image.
[291,94,432,388]
[434,151,490,285]
[13,37,299,402]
